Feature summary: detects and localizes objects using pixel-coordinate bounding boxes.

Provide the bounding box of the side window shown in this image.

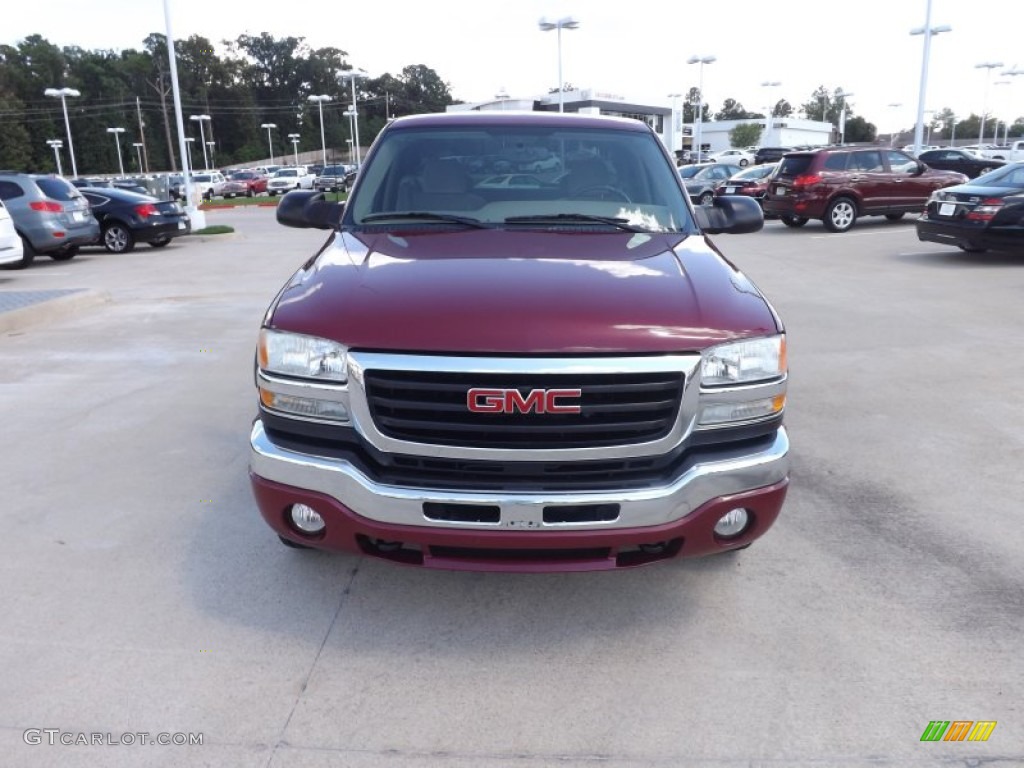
[885,150,918,174]
[823,153,848,171]
[852,151,884,172]
[0,181,25,200]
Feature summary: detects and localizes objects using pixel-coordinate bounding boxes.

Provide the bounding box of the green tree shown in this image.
[730,123,763,148]
[841,115,876,143]
[714,98,754,121]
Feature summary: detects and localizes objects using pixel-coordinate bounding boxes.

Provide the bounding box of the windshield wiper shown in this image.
[503,213,648,232]
[361,211,489,228]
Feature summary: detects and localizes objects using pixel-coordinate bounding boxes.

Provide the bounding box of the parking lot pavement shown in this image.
[1,212,1021,767]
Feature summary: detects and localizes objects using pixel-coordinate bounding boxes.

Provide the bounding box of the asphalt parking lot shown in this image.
[1,208,1021,768]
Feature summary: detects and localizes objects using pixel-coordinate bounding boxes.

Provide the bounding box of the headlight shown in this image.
[258,329,348,382]
[701,335,785,387]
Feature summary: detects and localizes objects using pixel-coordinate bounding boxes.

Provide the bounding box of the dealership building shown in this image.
[449,89,833,156]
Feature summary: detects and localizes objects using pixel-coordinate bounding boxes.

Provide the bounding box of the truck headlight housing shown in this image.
[698,335,786,428]
[701,335,785,387]
[258,329,348,383]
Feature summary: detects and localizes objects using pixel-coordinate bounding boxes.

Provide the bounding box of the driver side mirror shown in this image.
[694,195,764,235]
[277,190,344,230]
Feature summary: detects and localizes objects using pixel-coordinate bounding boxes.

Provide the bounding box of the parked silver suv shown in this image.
[0,172,99,268]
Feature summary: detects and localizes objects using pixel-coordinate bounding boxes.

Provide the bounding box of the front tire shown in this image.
[823,197,857,233]
[149,237,171,248]
[780,215,808,228]
[885,212,905,221]
[102,222,136,253]
[739,159,749,167]
[959,244,988,253]
[698,191,714,206]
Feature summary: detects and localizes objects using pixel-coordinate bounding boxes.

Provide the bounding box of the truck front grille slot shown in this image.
[364,370,684,449]
[423,502,501,524]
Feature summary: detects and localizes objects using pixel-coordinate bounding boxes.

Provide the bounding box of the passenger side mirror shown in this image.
[694,195,764,235]
[276,190,343,230]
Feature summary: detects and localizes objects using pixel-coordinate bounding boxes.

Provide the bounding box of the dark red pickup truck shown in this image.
[249,111,789,571]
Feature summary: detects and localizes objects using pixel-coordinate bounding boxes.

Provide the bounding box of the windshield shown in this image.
[343,122,693,233]
[275,170,297,177]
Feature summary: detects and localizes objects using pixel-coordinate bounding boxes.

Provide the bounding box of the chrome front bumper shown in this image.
[249,420,789,532]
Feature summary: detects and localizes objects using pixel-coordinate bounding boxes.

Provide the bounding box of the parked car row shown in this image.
[0,172,191,268]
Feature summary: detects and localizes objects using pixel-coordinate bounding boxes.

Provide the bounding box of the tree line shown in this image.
[3,32,1022,174]
[0,33,456,174]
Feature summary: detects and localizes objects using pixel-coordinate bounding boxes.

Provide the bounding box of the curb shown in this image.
[0,289,111,335]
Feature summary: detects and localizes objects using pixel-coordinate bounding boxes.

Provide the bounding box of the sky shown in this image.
[5,0,1023,135]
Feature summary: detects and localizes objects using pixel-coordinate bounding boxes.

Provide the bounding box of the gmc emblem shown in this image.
[466,388,582,414]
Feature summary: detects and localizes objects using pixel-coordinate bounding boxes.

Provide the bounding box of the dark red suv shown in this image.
[762,147,967,232]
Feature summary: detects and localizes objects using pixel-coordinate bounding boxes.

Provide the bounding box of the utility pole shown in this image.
[135,96,150,173]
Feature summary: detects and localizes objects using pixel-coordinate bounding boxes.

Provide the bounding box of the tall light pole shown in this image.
[686,55,715,161]
[46,139,63,175]
[910,0,952,157]
[667,93,681,159]
[836,90,854,144]
[206,140,216,169]
[887,103,902,146]
[761,81,781,145]
[992,80,1011,144]
[948,114,957,147]
[183,137,195,173]
[538,17,580,113]
[190,114,211,170]
[288,133,300,166]
[340,71,367,166]
[975,61,1005,148]
[106,127,126,176]
[307,94,330,167]
[260,123,277,165]
[132,142,144,172]
[44,87,80,178]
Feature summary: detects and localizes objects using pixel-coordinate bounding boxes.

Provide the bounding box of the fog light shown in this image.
[289,503,325,534]
[714,508,749,538]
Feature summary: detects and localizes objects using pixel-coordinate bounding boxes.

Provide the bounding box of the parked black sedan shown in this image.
[79,187,191,253]
[917,148,1005,179]
[916,163,1024,254]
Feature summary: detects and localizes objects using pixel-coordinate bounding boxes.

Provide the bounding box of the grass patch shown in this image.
[200,191,348,208]
[193,225,235,235]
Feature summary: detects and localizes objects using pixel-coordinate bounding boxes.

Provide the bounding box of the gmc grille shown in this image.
[363,370,684,449]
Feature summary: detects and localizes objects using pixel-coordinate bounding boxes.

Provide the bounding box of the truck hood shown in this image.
[268,229,779,354]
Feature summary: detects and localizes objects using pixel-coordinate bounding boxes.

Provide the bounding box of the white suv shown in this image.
[266,167,314,195]
[0,198,24,267]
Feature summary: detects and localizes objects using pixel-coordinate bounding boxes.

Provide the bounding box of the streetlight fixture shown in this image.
[975,61,1005,148]
[132,142,144,172]
[761,81,781,144]
[260,123,277,165]
[686,55,716,162]
[288,133,301,166]
[190,114,212,170]
[106,127,126,176]
[44,87,81,178]
[910,0,952,157]
[46,139,64,175]
[307,94,330,168]
[339,71,368,167]
[538,16,580,113]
